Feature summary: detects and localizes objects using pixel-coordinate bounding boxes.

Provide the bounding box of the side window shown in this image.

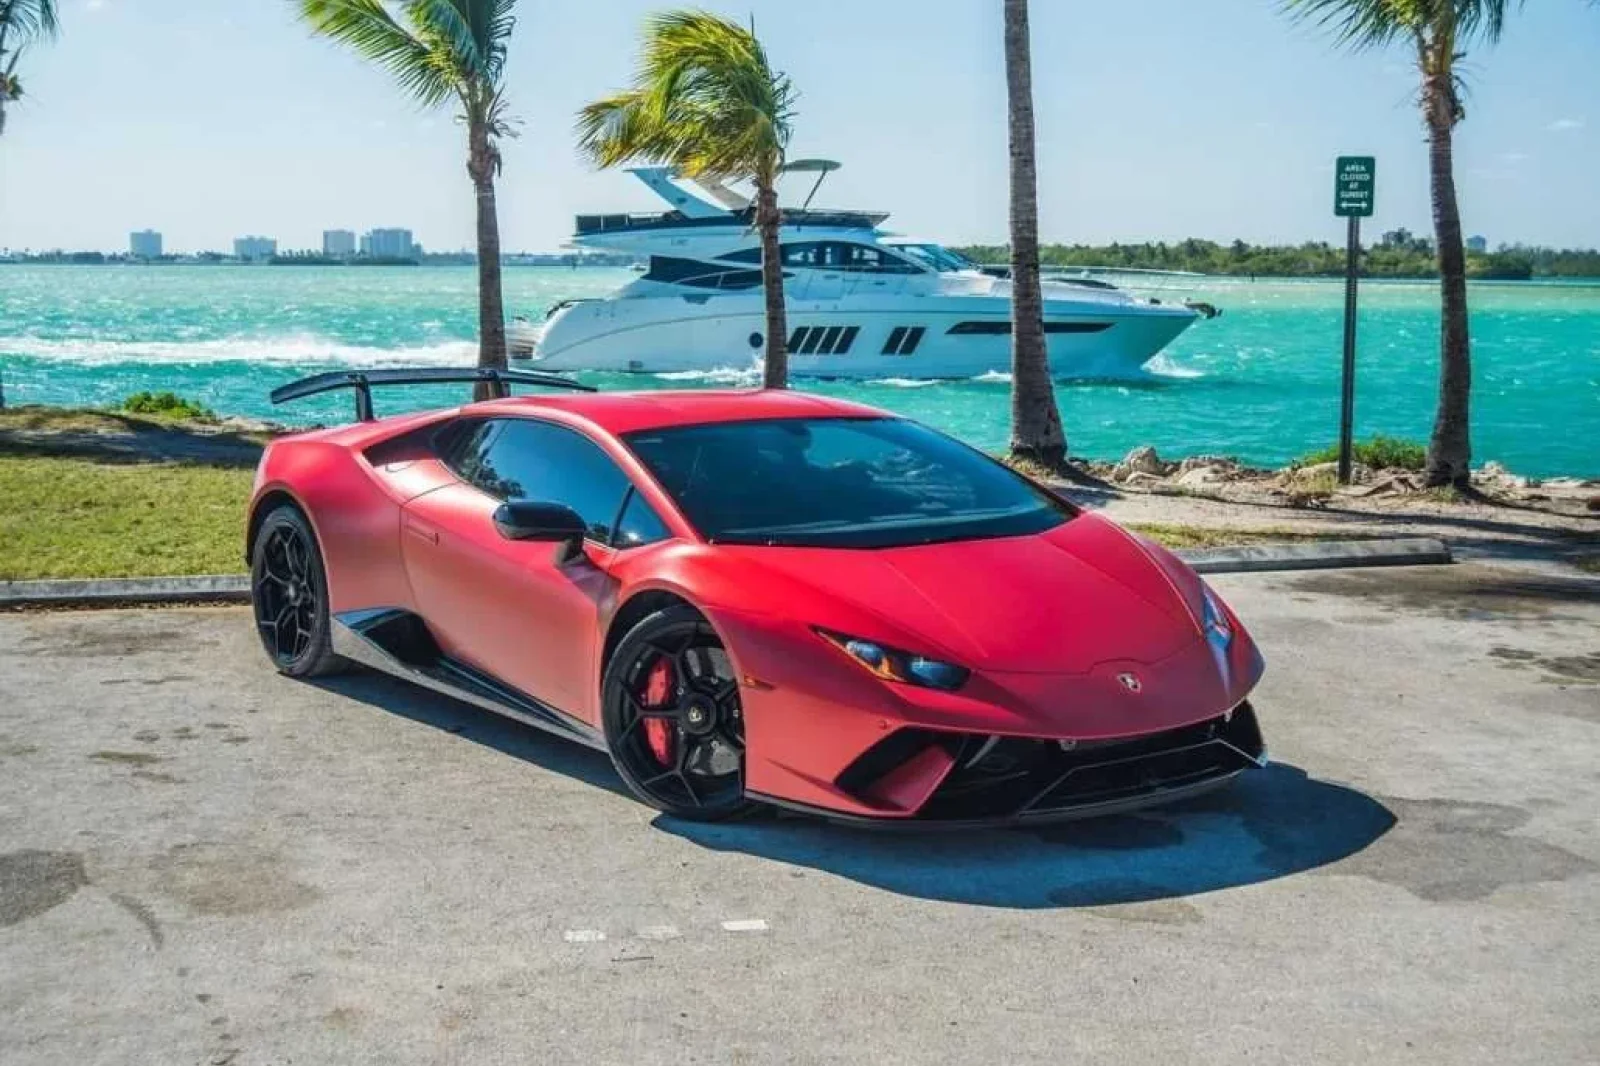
[438,420,501,486]
[613,488,673,548]
[469,419,631,543]
[837,243,918,274]
[780,242,828,268]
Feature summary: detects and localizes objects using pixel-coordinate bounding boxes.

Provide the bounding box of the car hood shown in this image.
[714,514,1204,673]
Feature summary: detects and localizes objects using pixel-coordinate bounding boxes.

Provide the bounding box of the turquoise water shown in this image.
[1,264,1596,476]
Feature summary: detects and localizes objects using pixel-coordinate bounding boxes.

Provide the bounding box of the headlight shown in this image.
[1201,584,1233,646]
[814,628,970,691]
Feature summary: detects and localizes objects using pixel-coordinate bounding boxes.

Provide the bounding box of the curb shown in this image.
[0,538,1453,608]
[1178,537,1452,575]
[0,575,250,608]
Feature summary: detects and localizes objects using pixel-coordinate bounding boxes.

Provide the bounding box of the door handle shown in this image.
[404,519,439,545]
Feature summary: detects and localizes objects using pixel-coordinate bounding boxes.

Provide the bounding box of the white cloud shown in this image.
[1547,118,1585,133]
[1500,152,1529,164]
[85,0,106,10]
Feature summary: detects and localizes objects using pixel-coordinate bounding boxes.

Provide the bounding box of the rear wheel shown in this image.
[250,505,343,678]
[602,605,756,821]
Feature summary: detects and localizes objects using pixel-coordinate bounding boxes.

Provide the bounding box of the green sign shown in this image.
[1335,156,1376,217]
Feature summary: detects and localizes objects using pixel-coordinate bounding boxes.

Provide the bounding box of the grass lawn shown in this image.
[0,453,1342,582]
[1124,522,1343,549]
[0,456,252,580]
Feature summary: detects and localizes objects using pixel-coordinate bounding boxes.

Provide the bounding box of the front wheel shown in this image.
[250,505,343,678]
[602,605,757,821]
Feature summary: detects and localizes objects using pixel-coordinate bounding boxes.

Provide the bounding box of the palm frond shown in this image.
[0,0,60,44]
[576,9,795,186]
[1280,0,1414,49]
[297,0,457,107]
[1281,0,1520,50]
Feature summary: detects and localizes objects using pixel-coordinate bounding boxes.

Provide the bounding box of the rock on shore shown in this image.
[1094,445,1598,512]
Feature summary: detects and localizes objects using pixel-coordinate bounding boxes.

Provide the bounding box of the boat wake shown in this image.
[0,333,480,367]
[867,377,941,389]
[1143,353,1205,379]
[650,365,762,386]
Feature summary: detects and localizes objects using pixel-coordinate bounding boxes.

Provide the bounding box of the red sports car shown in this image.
[248,368,1265,825]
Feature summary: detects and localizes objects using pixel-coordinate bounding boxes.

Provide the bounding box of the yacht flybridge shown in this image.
[514,163,1204,379]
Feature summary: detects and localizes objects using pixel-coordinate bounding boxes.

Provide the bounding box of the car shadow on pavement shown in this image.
[314,672,627,797]
[656,763,1396,910]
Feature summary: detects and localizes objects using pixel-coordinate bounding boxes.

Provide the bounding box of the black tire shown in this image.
[250,504,343,678]
[602,605,757,821]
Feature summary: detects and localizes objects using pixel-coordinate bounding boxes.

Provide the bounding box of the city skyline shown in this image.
[1,1,1596,252]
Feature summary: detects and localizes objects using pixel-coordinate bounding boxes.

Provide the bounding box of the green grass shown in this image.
[1297,435,1426,471]
[1127,523,1343,549]
[0,456,252,580]
[120,390,217,422]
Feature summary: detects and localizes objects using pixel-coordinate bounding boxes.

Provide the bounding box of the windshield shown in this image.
[892,243,979,273]
[623,417,1075,549]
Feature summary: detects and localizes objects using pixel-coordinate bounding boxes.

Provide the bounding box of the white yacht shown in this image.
[514,163,1203,379]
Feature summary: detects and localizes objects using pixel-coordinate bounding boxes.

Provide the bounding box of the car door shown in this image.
[401,417,640,719]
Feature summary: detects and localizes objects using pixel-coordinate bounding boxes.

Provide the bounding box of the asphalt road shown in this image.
[2,563,1597,1065]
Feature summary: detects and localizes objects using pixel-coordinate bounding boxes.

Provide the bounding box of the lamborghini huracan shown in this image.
[248,367,1266,825]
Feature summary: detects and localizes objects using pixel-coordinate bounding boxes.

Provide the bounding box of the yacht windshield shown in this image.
[892,243,978,273]
[623,417,1075,549]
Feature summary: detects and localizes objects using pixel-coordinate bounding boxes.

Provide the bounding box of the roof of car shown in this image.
[467,388,889,436]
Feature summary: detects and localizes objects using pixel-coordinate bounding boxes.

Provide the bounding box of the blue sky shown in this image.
[2,0,1596,253]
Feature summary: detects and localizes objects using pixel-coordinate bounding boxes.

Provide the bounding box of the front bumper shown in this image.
[749,703,1267,828]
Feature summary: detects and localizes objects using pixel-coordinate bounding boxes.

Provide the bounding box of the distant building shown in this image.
[323,229,357,257]
[234,236,278,262]
[129,230,163,259]
[363,228,418,260]
[1466,235,1489,254]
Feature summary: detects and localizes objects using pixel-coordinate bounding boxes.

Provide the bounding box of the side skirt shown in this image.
[331,608,606,752]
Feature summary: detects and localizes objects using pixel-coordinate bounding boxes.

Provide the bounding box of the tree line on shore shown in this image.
[953,238,1600,281]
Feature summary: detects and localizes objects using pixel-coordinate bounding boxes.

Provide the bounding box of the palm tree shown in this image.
[0,0,60,138]
[1285,0,1519,488]
[577,10,796,389]
[297,0,517,397]
[1003,0,1067,471]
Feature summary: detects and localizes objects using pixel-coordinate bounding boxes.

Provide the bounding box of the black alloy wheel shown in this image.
[250,505,342,678]
[602,605,756,821]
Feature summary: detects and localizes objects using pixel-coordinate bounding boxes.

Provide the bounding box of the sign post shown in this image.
[1333,156,1375,485]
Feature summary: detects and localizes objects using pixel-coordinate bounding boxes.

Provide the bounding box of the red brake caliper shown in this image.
[641,657,675,765]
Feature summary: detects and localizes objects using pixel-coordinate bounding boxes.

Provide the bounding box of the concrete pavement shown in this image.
[1,563,1597,1065]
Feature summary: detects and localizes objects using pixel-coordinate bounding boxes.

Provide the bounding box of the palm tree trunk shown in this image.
[756,181,789,389]
[1003,0,1065,468]
[1422,73,1471,487]
[470,122,508,401]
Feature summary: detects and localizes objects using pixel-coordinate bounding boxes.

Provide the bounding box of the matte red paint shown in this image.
[249,389,1264,819]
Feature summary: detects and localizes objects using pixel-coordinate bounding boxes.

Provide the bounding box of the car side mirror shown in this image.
[493,500,587,563]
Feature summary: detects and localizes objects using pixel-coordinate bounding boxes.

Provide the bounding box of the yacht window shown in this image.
[835,243,919,274]
[783,242,830,268]
[642,255,763,290]
[719,242,918,274]
[788,325,860,355]
[881,326,926,355]
[893,244,977,273]
[714,244,829,268]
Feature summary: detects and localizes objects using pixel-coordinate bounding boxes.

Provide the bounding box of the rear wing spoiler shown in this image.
[270,367,596,422]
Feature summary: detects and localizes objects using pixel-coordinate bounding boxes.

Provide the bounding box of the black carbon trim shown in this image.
[823,704,1265,824]
[332,608,605,750]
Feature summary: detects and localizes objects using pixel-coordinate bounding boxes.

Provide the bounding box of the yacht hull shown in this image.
[529,293,1197,380]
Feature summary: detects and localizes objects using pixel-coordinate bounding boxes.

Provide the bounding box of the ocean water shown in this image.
[1,264,1596,476]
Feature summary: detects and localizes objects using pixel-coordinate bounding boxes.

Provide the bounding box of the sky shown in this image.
[1,0,1597,254]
